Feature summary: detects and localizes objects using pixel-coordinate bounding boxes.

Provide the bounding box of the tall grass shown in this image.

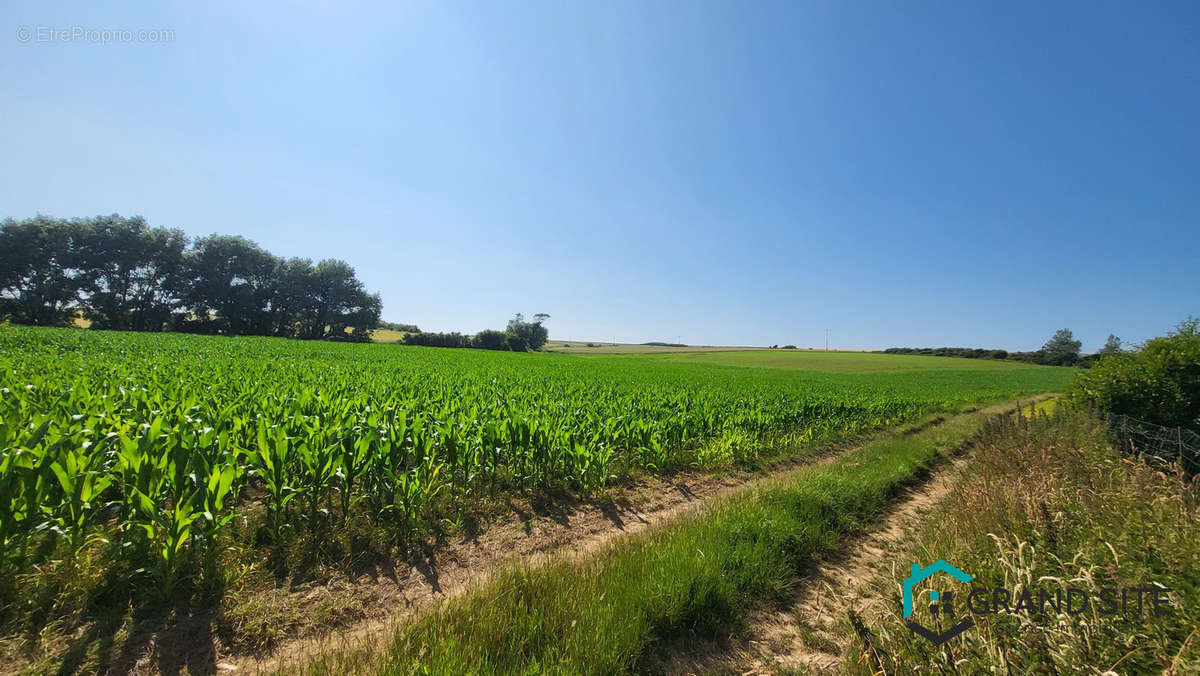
[848,408,1200,673]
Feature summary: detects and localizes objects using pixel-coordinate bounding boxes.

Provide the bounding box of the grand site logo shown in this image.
[902,560,1175,645]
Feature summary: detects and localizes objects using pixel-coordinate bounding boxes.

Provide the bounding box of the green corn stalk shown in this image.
[254,424,297,544]
[296,437,337,531]
[45,435,114,554]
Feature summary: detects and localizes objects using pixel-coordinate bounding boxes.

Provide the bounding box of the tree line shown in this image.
[403,313,550,352]
[885,328,1124,367]
[0,215,382,340]
[377,320,421,333]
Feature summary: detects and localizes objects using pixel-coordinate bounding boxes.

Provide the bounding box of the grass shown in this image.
[846,408,1200,673]
[294,403,1013,674]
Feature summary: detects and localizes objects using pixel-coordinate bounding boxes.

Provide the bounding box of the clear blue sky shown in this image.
[3,1,1197,350]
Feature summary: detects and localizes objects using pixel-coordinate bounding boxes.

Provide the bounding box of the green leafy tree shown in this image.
[472,329,508,350]
[0,216,87,325]
[2,215,384,340]
[267,257,316,337]
[1041,328,1082,366]
[298,259,381,340]
[181,235,278,334]
[505,313,551,352]
[78,215,188,331]
[1098,334,1123,356]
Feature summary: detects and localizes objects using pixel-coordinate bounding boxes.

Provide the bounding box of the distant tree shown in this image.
[403,331,470,348]
[377,321,421,333]
[78,215,188,331]
[472,329,508,350]
[2,214,385,340]
[505,312,550,351]
[1041,328,1082,366]
[302,259,381,341]
[0,216,87,325]
[181,234,278,334]
[267,257,316,337]
[1098,334,1123,356]
[336,290,382,342]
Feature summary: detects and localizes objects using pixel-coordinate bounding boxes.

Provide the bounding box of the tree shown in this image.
[1098,334,1123,356]
[505,312,550,352]
[472,329,508,350]
[1041,328,1082,366]
[267,257,316,337]
[0,216,89,325]
[2,214,384,340]
[78,215,187,331]
[181,235,278,334]
[298,259,381,340]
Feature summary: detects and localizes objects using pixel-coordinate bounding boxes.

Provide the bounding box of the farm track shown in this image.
[229,408,991,674]
[655,458,966,674]
[652,409,1021,675]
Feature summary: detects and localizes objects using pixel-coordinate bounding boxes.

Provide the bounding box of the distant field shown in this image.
[648,349,1054,374]
[549,340,783,354]
[369,328,408,343]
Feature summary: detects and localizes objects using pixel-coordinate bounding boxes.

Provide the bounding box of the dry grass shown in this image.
[846,410,1200,674]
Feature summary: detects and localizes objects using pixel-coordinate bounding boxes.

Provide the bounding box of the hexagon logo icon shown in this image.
[902,560,975,645]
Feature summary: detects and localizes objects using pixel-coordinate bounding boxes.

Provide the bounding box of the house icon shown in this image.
[902,560,975,645]
[903,560,973,617]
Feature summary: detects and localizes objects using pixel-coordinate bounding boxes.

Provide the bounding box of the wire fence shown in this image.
[1105,413,1200,475]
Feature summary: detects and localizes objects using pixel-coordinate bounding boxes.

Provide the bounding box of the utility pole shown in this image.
[825,329,829,352]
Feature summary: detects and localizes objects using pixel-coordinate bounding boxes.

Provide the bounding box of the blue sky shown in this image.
[2,1,1197,350]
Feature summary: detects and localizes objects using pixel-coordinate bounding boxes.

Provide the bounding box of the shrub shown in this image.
[472,329,508,350]
[1066,318,1200,430]
[403,331,470,348]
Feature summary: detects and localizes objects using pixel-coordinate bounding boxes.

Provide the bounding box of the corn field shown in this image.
[0,326,1069,588]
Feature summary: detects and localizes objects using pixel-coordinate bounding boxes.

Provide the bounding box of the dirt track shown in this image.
[655,453,969,674]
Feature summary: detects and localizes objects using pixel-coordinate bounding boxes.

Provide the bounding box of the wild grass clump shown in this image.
[848,408,1200,673]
